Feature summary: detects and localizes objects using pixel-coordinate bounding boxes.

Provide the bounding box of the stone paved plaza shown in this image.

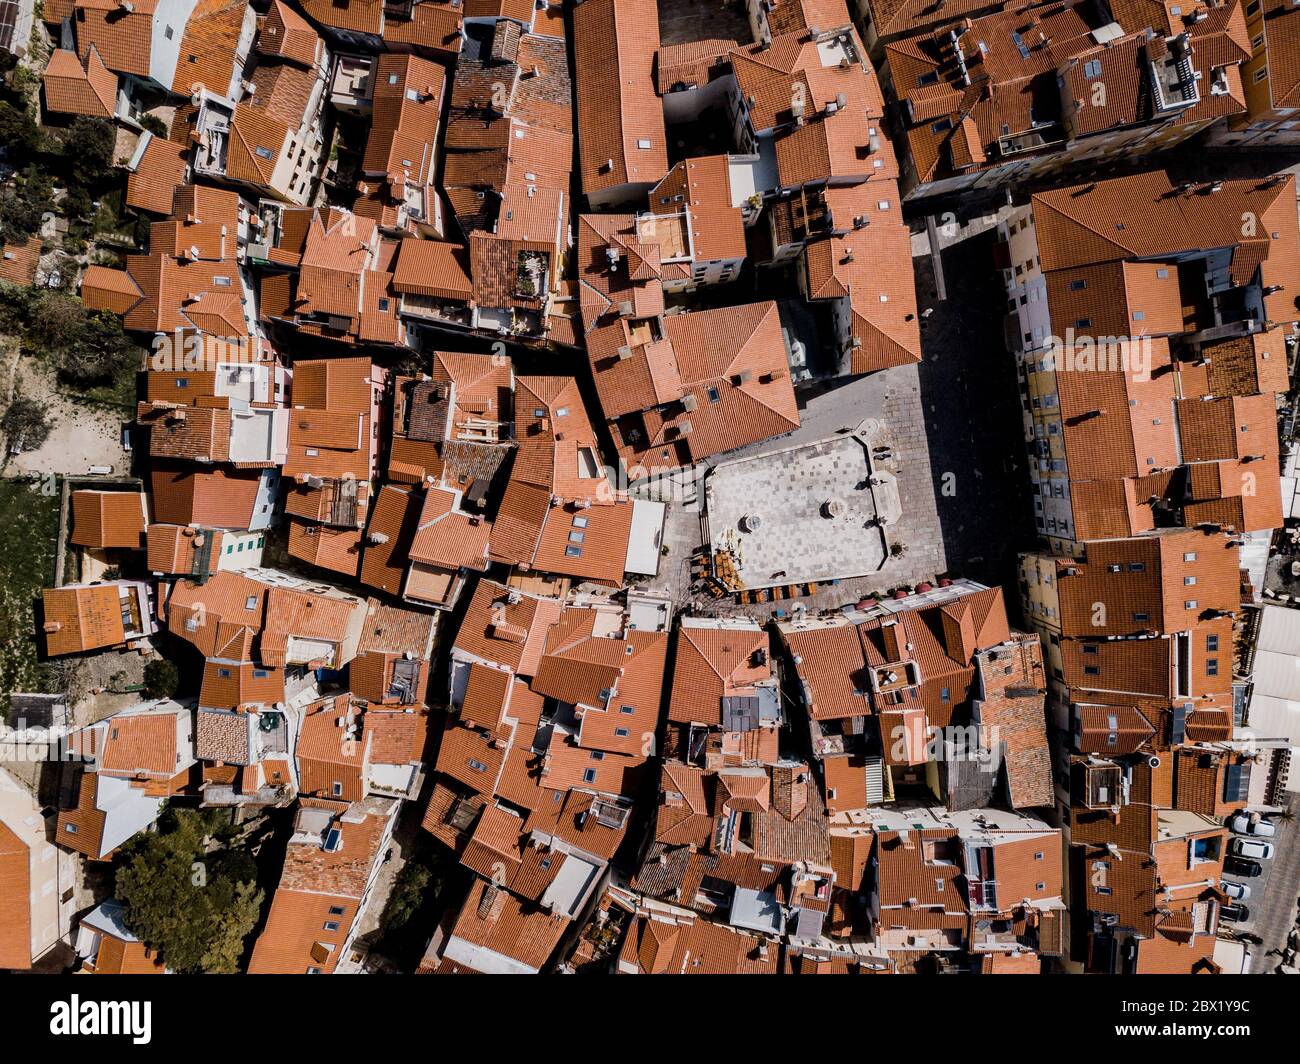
[705,435,894,588]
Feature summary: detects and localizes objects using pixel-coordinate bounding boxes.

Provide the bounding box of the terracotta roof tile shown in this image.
[123,132,188,215]
[70,490,148,549]
[0,236,41,287]
[573,0,667,198]
[247,797,395,973]
[172,0,250,97]
[42,46,117,118]
[41,584,131,655]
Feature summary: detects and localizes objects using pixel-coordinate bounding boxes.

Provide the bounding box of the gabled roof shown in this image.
[669,619,772,728]
[391,240,473,301]
[782,586,1012,723]
[408,484,492,571]
[800,184,920,370]
[42,46,117,119]
[150,465,269,530]
[296,210,380,320]
[125,134,190,216]
[1261,0,1300,109]
[437,875,568,974]
[74,0,157,80]
[572,0,667,197]
[0,236,41,288]
[172,0,251,97]
[589,302,801,466]
[259,1,322,68]
[247,796,396,973]
[81,265,145,314]
[70,490,148,550]
[362,53,446,185]
[452,579,564,677]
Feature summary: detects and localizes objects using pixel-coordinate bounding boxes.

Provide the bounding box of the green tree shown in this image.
[142,658,179,699]
[0,394,53,452]
[24,291,138,386]
[114,808,264,974]
[62,117,115,190]
[380,861,432,936]
[0,168,53,246]
[0,100,43,156]
[0,187,43,244]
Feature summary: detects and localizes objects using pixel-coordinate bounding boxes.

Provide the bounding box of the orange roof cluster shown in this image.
[296,0,462,60]
[886,0,1250,197]
[248,796,400,973]
[775,582,1055,811]
[282,357,387,577]
[1002,172,1287,971]
[435,13,573,341]
[728,22,921,369]
[417,580,672,971]
[1013,171,1298,546]
[84,182,249,342]
[163,568,369,672]
[865,811,1062,963]
[587,301,801,473]
[354,353,655,605]
[162,557,434,807]
[355,52,446,238]
[645,14,920,371]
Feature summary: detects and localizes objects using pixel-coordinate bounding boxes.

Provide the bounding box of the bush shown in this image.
[142,658,180,700]
[0,394,53,452]
[0,167,53,245]
[139,114,168,137]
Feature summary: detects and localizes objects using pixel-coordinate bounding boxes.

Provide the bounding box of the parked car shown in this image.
[1229,838,1275,861]
[1224,856,1264,877]
[1228,814,1277,838]
[1220,902,1250,923]
[1221,880,1252,900]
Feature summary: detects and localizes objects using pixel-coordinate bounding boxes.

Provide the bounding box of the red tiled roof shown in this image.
[42,46,117,118]
[573,0,667,198]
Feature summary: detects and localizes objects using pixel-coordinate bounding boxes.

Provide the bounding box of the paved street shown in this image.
[912,231,1039,606]
[1239,796,1300,972]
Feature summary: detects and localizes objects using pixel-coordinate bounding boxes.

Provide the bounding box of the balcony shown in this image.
[1149,34,1200,116]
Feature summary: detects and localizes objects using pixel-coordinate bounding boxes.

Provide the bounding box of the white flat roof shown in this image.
[624,498,666,576]
[1247,604,1300,745]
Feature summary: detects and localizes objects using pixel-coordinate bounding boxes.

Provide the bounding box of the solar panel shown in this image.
[1170,704,1188,746]
[0,0,17,51]
[721,695,760,732]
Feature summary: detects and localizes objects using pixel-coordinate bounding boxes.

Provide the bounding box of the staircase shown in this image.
[865,756,886,804]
